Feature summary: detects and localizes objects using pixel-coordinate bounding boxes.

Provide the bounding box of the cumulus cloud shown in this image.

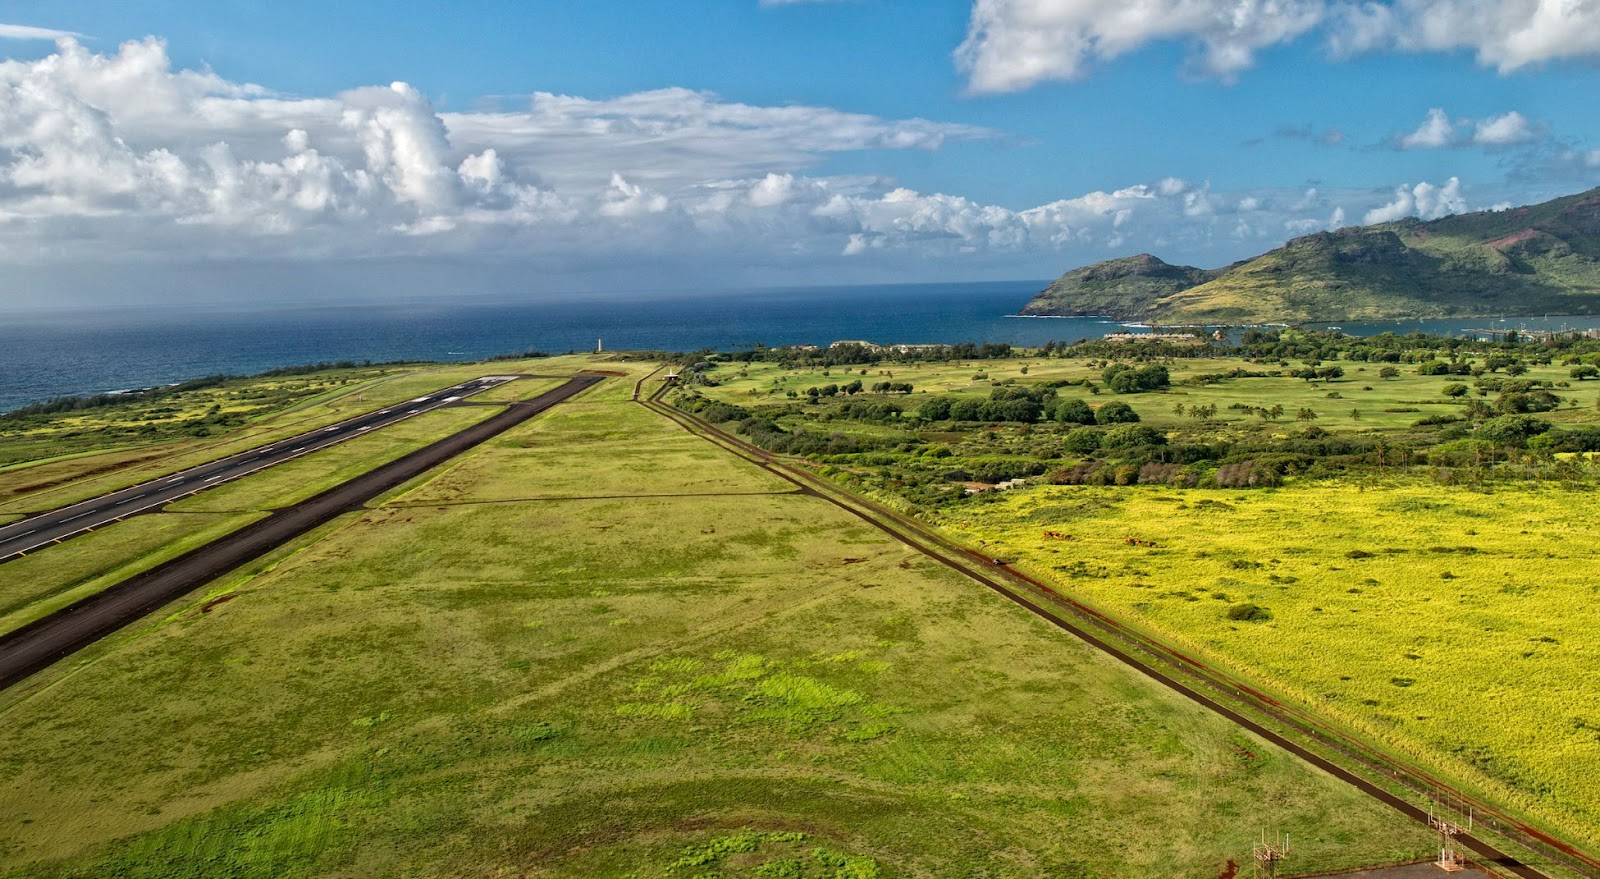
[1362,177,1467,223]
[956,0,1326,92]
[1335,0,1600,73]
[1472,110,1537,145]
[956,0,1600,92]
[1394,107,1544,149]
[1399,108,1456,148]
[0,36,1495,298]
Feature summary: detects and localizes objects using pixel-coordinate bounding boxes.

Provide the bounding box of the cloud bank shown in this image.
[0,37,1483,299]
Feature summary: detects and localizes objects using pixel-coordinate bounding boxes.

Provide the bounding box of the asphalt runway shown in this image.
[0,375,524,563]
[0,374,602,692]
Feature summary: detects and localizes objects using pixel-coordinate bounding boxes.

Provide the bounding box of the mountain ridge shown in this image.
[1020,187,1600,323]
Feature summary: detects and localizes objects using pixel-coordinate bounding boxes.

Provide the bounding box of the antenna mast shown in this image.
[1253,830,1290,879]
[1428,794,1474,872]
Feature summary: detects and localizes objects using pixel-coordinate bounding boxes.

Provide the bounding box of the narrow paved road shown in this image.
[0,375,524,563]
[0,374,602,692]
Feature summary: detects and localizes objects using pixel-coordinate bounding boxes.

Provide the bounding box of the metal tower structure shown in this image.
[1428,795,1474,872]
[1253,831,1290,879]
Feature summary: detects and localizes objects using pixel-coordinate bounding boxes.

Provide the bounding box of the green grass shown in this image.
[0,356,607,516]
[703,357,1594,434]
[395,400,794,504]
[165,406,501,514]
[464,377,569,403]
[0,366,1429,879]
[0,510,268,635]
[940,478,1600,847]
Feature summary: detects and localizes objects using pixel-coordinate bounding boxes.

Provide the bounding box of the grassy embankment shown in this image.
[0,357,1430,879]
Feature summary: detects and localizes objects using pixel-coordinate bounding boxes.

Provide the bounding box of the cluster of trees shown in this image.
[1101,363,1170,393]
[708,341,1016,369]
[1290,365,1344,382]
[802,379,914,400]
[914,386,1141,426]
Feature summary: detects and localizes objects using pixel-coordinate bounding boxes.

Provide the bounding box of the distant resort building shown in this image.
[827,340,943,354]
[1103,332,1204,344]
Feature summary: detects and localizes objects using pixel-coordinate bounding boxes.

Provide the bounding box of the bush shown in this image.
[1096,401,1140,423]
[1477,414,1552,446]
[916,397,952,421]
[1062,426,1103,454]
[1053,399,1096,425]
[1102,424,1165,449]
[1213,460,1282,488]
[1227,603,1272,622]
[1102,363,1171,393]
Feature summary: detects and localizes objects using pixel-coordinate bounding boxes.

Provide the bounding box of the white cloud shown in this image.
[956,0,1326,92]
[1362,177,1466,224]
[956,0,1600,92]
[1341,0,1600,73]
[1399,107,1455,148]
[1394,106,1544,149]
[1472,110,1536,145]
[0,35,1505,299]
[0,23,80,41]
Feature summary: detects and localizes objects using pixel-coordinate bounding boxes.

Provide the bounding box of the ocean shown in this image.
[2,280,1596,412]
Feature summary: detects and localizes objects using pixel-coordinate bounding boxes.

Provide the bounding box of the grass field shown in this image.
[704,356,1600,434]
[165,406,500,514]
[939,479,1600,847]
[0,510,268,636]
[0,359,1431,879]
[0,358,583,516]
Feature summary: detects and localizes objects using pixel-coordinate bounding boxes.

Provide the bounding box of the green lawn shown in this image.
[0,510,268,636]
[165,406,501,514]
[0,361,1430,879]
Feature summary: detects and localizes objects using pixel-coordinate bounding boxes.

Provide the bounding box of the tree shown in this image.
[1442,383,1469,398]
[843,379,863,395]
[1478,414,1551,447]
[1378,366,1401,379]
[950,399,983,421]
[1571,365,1599,381]
[1102,363,1170,393]
[1102,424,1165,449]
[1296,407,1319,421]
[1063,427,1102,454]
[1054,399,1096,425]
[1096,401,1140,424]
[916,398,952,421]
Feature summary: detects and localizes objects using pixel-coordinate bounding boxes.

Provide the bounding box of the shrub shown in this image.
[1102,424,1165,449]
[1096,401,1140,424]
[1062,426,1103,454]
[1227,603,1272,622]
[1053,398,1096,425]
[1213,460,1282,488]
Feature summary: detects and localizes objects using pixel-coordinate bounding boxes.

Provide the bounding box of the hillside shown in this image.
[1021,187,1600,323]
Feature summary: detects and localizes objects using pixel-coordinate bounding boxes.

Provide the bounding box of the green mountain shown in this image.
[1020,187,1600,323]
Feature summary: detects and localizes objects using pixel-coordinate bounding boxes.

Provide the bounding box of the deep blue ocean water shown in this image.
[2,280,1597,412]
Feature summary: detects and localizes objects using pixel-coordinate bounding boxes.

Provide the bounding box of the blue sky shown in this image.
[0,0,1596,305]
